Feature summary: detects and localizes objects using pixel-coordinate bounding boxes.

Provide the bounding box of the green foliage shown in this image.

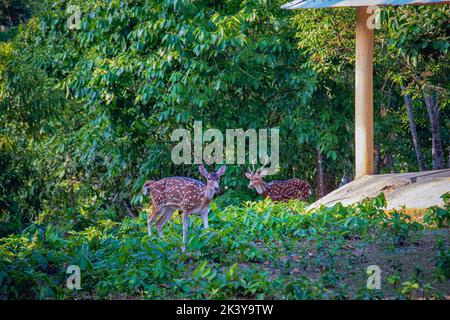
[0,1,449,301]
[0,197,446,300]
[434,237,450,281]
[2,0,319,231]
[423,193,450,229]
[1,1,449,236]
[0,0,37,41]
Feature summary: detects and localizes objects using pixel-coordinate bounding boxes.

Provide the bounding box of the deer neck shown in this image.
[255,180,269,197]
[202,187,215,202]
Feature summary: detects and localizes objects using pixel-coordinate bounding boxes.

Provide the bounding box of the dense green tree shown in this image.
[0,1,448,233]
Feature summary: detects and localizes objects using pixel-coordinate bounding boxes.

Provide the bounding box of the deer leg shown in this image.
[147,206,160,236]
[201,210,210,230]
[182,211,190,253]
[155,207,169,237]
[155,207,175,237]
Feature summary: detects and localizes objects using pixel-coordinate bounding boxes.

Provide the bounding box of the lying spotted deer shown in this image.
[142,165,226,252]
[245,160,311,202]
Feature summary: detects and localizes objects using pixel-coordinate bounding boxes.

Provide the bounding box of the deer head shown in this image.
[199,164,226,199]
[244,159,269,194]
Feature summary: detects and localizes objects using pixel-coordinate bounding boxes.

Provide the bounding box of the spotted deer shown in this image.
[245,161,311,202]
[142,165,226,252]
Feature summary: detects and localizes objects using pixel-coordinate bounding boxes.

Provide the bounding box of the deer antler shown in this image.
[247,156,256,174]
[256,157,269,175]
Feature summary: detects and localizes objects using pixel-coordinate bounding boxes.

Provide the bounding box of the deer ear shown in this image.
[216,165,226,177]
[199,165,209,177]
[259,169,268,177]
[142,181,153,195]
[244,172,252,179]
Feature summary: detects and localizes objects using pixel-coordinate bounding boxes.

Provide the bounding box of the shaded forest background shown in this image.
[0,0,449,236]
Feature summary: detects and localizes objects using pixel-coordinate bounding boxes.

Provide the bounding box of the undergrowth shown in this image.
[0,193,448,299]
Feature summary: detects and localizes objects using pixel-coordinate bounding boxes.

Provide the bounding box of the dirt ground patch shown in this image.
[261,229,449,299]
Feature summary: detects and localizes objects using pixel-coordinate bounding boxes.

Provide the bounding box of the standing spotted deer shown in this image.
[142,165,226,252]
[245,161,311,202]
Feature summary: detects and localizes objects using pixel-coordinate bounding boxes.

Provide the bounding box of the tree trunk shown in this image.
[323,171,336,196]
[424,92,445,170]
[385,153,395,173]
[374,145,381,174]
[402,87,426,171]
[316,147,324,199]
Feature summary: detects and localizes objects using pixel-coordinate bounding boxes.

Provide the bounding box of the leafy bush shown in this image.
[1,196,446,300]
[423,193,450,229]
[434,238,450,281]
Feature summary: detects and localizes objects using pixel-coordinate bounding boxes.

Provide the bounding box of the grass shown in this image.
[0,193,449,300]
